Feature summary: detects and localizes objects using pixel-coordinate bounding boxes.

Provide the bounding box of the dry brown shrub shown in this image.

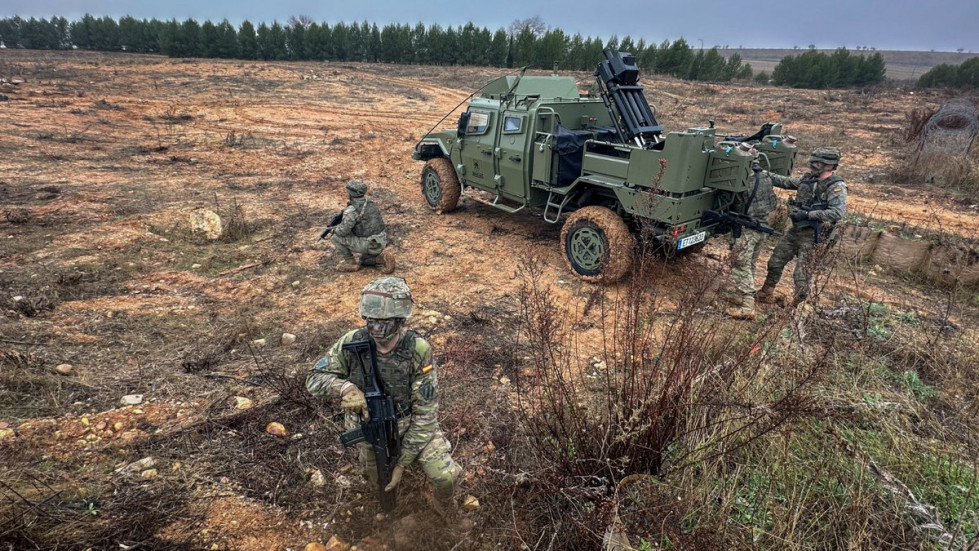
[221,198,251,242]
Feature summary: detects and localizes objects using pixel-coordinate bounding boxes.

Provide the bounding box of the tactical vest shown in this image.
[351,199,385,237]
[794,173,844,208]
[742,172,779,219]
[342,328,428,408]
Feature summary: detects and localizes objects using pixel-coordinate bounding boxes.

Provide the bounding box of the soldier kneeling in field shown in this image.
[328,180,396,273]
[306,278,470,530]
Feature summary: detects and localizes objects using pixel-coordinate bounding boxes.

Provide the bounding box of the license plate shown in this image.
[677,231,706,250]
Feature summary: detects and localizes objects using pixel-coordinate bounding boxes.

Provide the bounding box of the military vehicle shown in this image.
[412,49,797,282]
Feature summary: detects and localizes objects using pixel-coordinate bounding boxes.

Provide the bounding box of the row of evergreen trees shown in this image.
[771,48,886,88]
[917,57,979,89]
[1,14,889,88]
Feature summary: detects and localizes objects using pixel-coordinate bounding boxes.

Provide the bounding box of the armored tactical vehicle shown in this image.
[412,49,798,282]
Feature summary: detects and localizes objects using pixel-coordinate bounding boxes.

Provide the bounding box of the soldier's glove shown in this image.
[789,210,809,224]
[340,385,369,421]
[384,465,405,492]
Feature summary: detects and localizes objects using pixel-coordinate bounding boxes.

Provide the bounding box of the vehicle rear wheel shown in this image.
[561,206,635,283]
[421,158,461,213]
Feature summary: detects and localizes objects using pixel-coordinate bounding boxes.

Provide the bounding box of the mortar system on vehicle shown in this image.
[412,49,798,282]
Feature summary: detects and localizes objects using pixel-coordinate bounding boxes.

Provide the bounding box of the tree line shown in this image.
[917,57,979,89]
[1,14,889,88]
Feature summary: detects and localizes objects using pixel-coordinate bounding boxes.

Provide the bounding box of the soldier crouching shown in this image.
[330,179,396,274]
[306,277,468,527]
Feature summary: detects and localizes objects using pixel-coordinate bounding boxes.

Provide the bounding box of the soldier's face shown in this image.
[809,161,827,173]
[365,317,401,344]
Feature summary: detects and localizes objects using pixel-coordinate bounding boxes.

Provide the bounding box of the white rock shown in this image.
[334,474,352,488]
[310,469,326,487]
[281,333,296,346]
[234,396,253,410]
[120,394,144,406]
[54,364,73,375]
[189,208,222,240]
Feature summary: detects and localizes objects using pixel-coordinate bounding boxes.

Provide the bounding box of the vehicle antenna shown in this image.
[414,66,528,151]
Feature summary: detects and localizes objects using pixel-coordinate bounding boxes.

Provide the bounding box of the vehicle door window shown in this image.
[466,111,491,135]
[503,116,523,134]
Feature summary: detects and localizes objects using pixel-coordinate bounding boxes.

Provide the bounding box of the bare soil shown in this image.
[1,49,978,550]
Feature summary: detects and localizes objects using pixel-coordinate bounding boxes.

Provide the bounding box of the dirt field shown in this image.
[1,50,978,550]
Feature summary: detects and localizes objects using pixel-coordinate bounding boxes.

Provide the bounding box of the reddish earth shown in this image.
[1,50,977,549]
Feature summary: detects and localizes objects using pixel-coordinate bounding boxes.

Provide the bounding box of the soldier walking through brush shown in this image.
[326,180,396,273]
[306,278,470,529]
[757,146,847,306]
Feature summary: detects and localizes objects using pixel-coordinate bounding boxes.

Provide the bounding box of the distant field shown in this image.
[721,48,978,81]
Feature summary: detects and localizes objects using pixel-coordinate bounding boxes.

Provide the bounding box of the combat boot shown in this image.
[378,250,396,274]
[335,257,361,272]
[431,491,473,533]
[359,255,378,267]
[756,282,777,304]
[724,295,758,321]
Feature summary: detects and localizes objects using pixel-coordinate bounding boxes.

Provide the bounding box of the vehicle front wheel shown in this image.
[561,206,635,283]
[420,158,461,213]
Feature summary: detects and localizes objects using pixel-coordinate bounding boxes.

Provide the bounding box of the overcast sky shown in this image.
[3,0,977,53]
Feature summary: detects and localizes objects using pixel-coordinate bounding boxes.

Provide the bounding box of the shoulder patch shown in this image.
[420,380,436,401]
[833,187,843,193]
[420,364,434,375]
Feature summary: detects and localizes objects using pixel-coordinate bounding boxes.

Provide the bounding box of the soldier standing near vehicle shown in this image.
[306,277,468,527]
[725,159,781,320]
[328,180,396,273]
[757,147,847,306]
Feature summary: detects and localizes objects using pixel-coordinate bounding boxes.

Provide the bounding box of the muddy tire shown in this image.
[421,158,461,213]
[561,206,636,283]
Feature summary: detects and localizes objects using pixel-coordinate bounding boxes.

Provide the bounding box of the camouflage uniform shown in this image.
[330,196,388,261]
[760,149,847,304]
[306,325,461,501]
[726,169,780,319]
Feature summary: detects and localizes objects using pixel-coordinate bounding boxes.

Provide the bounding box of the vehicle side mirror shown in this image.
[457,112,470,138]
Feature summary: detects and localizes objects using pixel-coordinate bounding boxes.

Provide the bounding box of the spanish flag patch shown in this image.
[420,364,434,375]
[833,187,843,193]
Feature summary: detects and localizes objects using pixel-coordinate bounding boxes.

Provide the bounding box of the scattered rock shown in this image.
[334,474,352,488]
[326,535,352,551]
[140,468,158,479]
[120,394,143,406]
[234,396,253,410]
[0,428,14,440]
[189,208,222,240]
[53,363,73,375]
[281,333,296,346]
[462,494,480,511]
[309,469,326,487]
[251,338,266,346]
[265,422,288,437]
[117,456,155,474]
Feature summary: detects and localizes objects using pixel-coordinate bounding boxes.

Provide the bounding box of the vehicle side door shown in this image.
[458,108,496,191]
[495,111,529,201]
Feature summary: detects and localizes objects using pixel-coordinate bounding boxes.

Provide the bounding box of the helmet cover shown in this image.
[360,277,412,319]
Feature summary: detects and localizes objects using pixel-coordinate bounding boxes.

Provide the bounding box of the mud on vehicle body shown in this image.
[413,49,797,282]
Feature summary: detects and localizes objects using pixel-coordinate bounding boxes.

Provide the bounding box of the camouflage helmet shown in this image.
[808,146,842,166]
[360,277,412,319]
[345,179,367,198]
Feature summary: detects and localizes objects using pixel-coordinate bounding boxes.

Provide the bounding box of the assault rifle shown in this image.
[318,211,344,240]
[788,199,829,244]
[338,339,402,513]
[702,164,775,239]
